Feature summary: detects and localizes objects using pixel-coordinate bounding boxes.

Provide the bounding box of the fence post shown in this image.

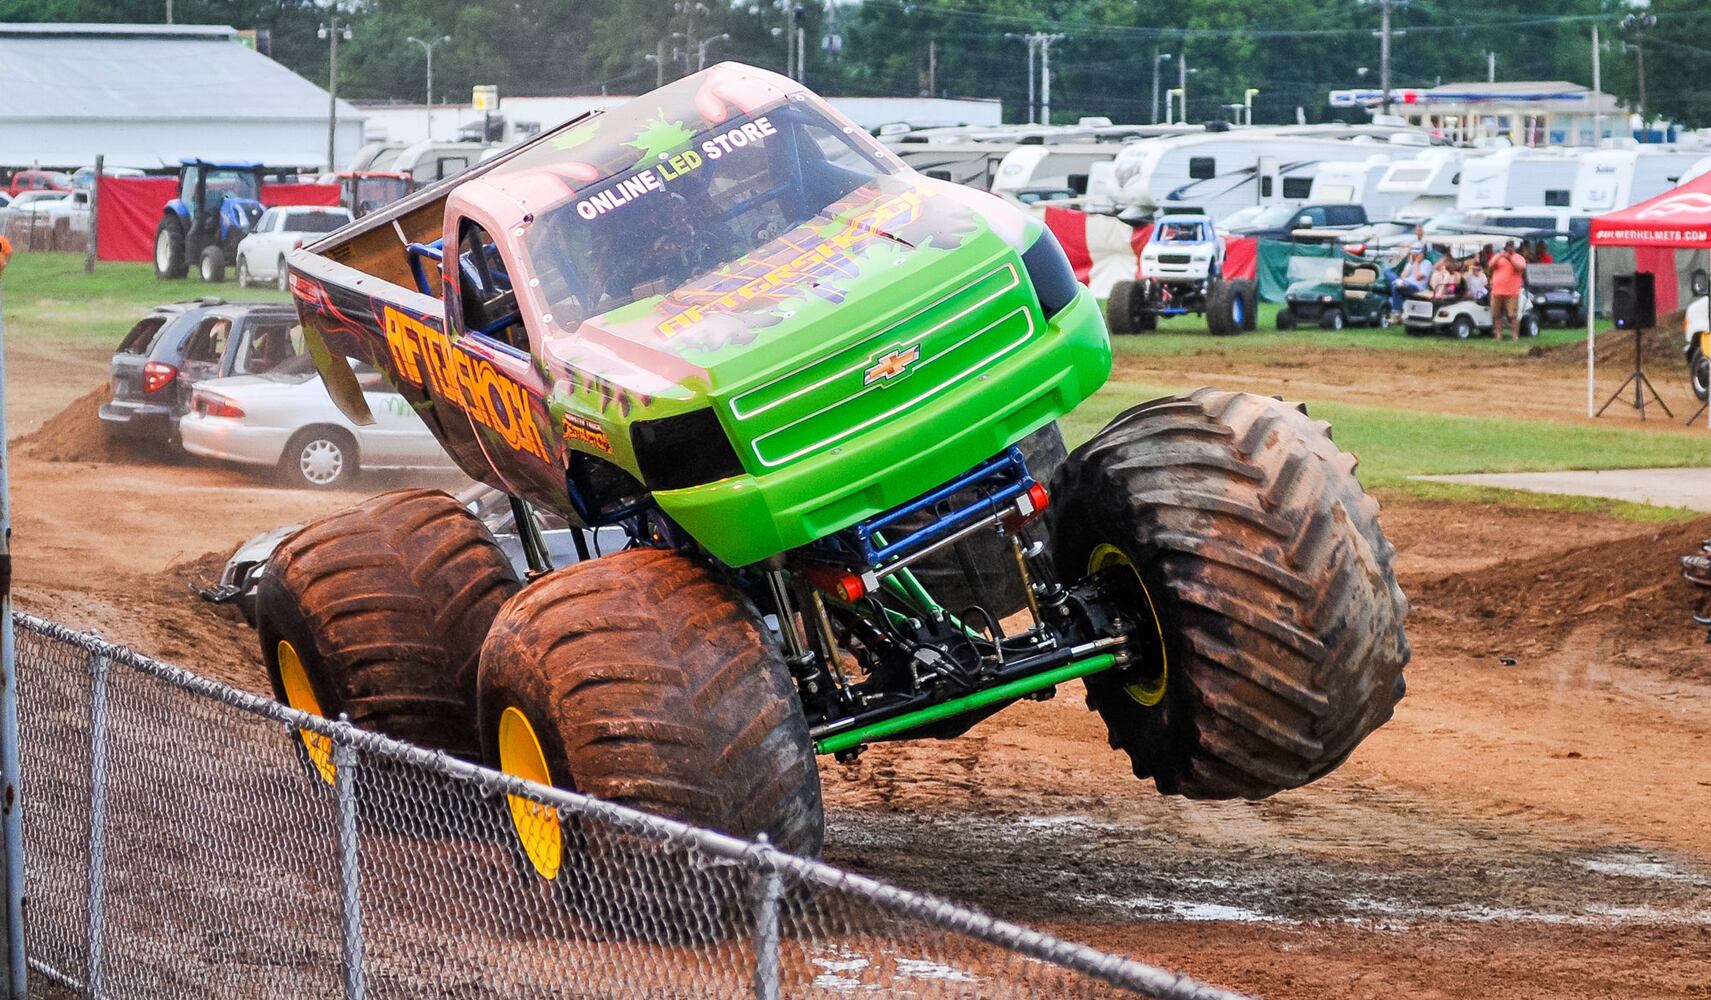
[83,155,101,275]
[752,835,781,1000]
[0,233,26,1000]
[83,653,111,999]
[332,720,364,1000]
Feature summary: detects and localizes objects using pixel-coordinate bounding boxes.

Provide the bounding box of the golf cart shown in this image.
[1277,253,1394,330]
[1526,262,1584,327]
[154,159,267,283]
[1106,212,1255,335]
[1399,235,1539,339]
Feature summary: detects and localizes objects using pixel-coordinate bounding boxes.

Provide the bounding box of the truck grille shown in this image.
[729,263,1034,470]
[1157,253,1193,265]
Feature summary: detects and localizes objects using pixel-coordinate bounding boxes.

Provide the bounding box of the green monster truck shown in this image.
[266,63,1409,874]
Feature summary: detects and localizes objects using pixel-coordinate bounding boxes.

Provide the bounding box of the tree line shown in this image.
[4,0,1707,127]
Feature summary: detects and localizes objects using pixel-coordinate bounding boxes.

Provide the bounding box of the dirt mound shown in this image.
[1414,514,1711,668]
[18,384,120,462]
[1527,312,1688,370]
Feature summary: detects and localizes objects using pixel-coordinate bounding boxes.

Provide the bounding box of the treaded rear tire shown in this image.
[477,547,823,855]
[1048,388,1410,799]
[257,488,521,758]
[1206,280,1238,335]
[1106,280,1141,335]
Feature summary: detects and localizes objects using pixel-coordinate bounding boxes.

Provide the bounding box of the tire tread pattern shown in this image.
[263,488,520,756]
[479,548,823,856]
[1049,388,1410,799]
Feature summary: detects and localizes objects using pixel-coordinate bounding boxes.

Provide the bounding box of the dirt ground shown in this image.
[1112,327,1709,431]
[9,333,1711,999]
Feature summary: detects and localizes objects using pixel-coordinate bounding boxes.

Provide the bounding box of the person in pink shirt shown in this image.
[1488,240,1528,340]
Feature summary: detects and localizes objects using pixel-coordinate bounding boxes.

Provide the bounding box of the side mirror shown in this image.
[1297,215,1312,227]
[1693,269,1708,298]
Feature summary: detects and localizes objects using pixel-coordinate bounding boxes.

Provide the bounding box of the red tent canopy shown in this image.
[1590,171,1711,248]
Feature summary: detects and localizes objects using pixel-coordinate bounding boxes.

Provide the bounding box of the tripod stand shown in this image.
[1596,326,1673,420]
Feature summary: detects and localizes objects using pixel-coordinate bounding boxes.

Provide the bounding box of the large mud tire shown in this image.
[1689,344,1708,403]
[1206,280,1241,335]
[894,422,1066,619]
[1049,388,1410,799]
[477,548,823,861]
[1106,280,1142,335]
[256,488,521,759]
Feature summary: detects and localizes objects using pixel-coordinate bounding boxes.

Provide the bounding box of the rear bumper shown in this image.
[655,289,1110,567]
[97,399,175,440]
[179,414,292,467]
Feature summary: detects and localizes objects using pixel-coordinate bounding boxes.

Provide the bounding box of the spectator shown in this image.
[1391,243,1433,311]
[1488,240,1528,340]
[1429,256,1458,299]
[1465,262,1489,302]
[1532,239,1553,264]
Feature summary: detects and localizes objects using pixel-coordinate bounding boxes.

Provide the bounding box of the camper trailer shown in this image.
[1572,148,1709,213]
[1372,147,1468,222]
[1111,124,1431,221]
[990,143,1127,199]
[1455,147,1580,211]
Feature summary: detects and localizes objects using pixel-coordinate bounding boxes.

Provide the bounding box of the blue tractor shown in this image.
[153,159,267,283]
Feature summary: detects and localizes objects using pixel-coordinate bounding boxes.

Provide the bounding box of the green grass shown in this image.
[0,251,289,345]
[1064,378,1711,522]
[1115,299,1611,359]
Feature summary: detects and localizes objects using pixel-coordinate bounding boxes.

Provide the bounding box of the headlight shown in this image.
[631,408,745,491]
[1320,295,1334,303]
[1571,292,1582,302]
[1020,229,1079,320]
[1533,295,1545,305]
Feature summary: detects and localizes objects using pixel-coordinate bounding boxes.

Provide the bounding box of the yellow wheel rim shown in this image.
[497,706,563,881]
[276,640,336,785]
[1087,543,1170,707]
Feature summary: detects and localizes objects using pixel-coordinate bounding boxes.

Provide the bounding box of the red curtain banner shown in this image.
[96,181,343,262]
[1223,236,1258,282]
[1044,206,1093,284]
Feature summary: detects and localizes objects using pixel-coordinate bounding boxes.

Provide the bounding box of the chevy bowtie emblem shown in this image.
[864,345,921,386]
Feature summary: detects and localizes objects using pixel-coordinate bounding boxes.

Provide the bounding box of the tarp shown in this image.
[95,176,176,264]
[261,183,340,208]
[1256,240,1336,302]
[96,180,341,262]
[1590,171,1711,249]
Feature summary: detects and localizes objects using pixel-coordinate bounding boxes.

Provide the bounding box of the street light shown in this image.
[698,32,731,71]
[1151,51,1172,125]
[318,18,353,172]
[406,35,452,138]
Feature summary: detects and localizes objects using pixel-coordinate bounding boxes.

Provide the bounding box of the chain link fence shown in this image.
[13,613,1248,1000]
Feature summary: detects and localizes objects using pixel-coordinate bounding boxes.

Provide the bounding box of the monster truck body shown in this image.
[1106,213,1254,335]
[272,64,1408,866]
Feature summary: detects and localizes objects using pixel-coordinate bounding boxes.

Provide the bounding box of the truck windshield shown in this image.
[526,104,896,329]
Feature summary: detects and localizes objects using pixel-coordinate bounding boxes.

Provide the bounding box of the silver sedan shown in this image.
[179,356,455,488]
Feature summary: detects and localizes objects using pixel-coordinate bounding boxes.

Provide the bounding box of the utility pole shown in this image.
[165,0,172,24]
[927,39,937,98]
[1037,33,1063,125]
[1151,50,1171,125]
[656,38,667,87]
[1004,33,1038,123]
[1591,25,1603,144]
[406,35,451,138]
[319,18,352,172]
[1364,0,1405,115]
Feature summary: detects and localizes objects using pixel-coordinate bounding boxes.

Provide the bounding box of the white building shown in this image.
[0,23,364,171]
[356,93,1003,147]
[1330,81,1625,147]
